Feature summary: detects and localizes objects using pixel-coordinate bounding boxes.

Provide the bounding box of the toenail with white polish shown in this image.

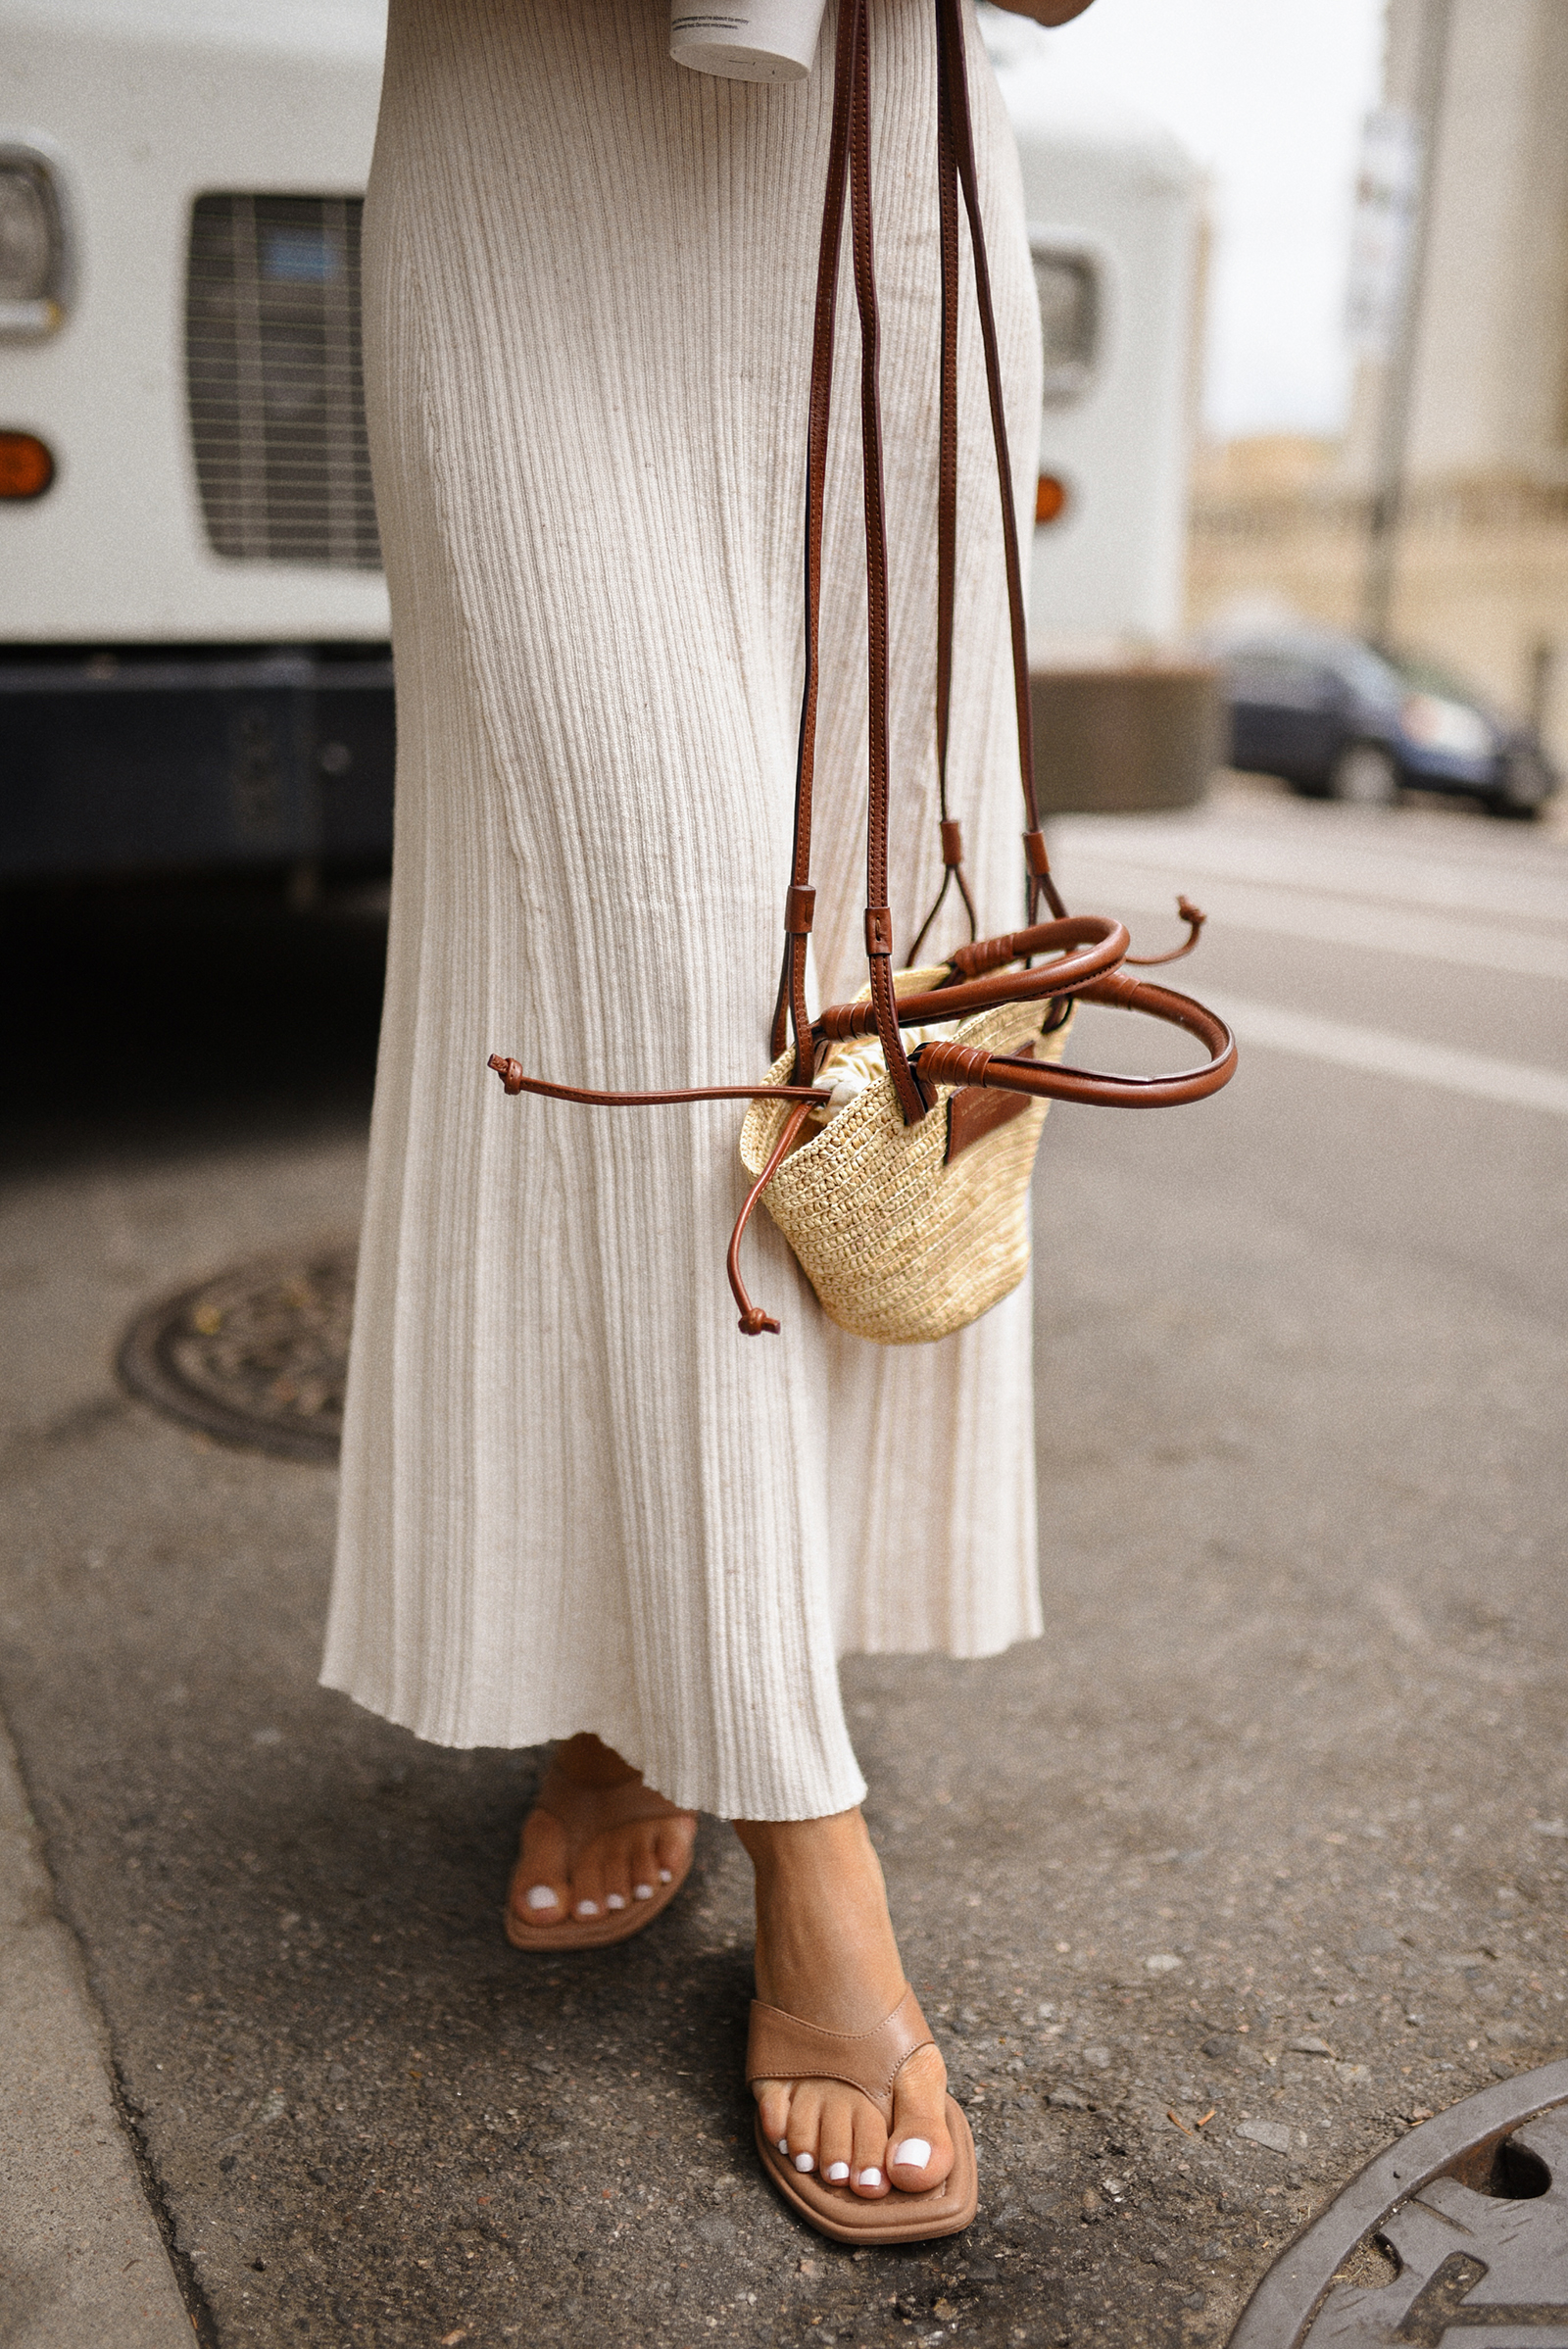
[793,2152,814,2174]
[892,2138,931,2171]
[826,2162,850,2182]
[659,1868,673,1884]
[605,1893,625,1910]
[776,2136,790,2156]
[575,1900,600,1918]
[858,2168,882,2188]
[633,1884,653,1900]
[525,1885,559,1911]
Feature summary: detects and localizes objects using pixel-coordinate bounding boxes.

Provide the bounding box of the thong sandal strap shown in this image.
[530,1765,690,1857]
[745,1985,934,2121]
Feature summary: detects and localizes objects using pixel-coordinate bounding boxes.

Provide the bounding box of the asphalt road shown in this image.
[1,777,1565,2349]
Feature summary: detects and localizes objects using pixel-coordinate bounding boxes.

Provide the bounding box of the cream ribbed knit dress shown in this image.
[321,0,1045,1821]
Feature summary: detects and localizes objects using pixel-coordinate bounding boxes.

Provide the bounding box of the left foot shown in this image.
[508,1735,697,1932]
[735,1808,955,2200]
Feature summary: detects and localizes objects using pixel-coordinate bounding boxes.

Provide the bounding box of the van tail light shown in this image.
[1035,473,1068,525]
[0,431,54,498]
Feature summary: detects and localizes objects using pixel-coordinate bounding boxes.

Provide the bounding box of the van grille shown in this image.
[185,193,380,570]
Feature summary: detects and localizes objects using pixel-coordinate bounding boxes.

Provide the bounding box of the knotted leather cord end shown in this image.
[728,1098,816,1339]
[1126,894,1206,966]
[486,1054,830,1109]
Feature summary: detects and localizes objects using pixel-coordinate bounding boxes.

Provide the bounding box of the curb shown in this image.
[0,1708,193,2348]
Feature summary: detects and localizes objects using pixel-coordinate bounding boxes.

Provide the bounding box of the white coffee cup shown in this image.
[670,0,829,81]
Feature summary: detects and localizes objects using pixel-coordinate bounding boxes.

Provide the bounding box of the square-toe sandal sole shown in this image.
[754,2097,977,2245]
[503,1861,688,1950]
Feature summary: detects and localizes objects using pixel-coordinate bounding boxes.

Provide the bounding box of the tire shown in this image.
[1329,741,1401,807]
[1489,755,1548,819]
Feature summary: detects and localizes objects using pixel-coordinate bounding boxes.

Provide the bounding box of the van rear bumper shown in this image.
[0,646,394,883]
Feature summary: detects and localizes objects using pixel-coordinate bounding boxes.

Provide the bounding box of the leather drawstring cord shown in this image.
[1126,894,1206,966]
[486,1059,830,1109]
[727,1100,819,1334]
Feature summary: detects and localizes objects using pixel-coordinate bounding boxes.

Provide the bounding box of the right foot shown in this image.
[508,1735,697,1932]
[735,1807,955,2201]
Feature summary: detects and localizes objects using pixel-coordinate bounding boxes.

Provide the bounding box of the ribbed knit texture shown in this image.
[321,0,1046,1820]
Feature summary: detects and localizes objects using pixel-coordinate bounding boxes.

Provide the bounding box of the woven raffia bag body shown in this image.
[740,992,1070,1346]
[488,0,1236,1340]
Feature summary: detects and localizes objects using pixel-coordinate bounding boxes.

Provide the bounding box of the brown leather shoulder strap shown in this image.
[908,25,979,964]
[847,0,930,1125]
[935,0,1065,923]
[770,0,860,1079]
[776,0,1069,1124]
[746,1984,935,2119]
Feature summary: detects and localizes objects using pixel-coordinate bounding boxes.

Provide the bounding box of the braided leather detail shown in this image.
[918,1039,992,1087]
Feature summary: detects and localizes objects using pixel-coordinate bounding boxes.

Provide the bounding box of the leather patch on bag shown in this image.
[945,1041,1037,1164]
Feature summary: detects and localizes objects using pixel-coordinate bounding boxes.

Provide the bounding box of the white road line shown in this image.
[1055,862,1568,983]
[1207,996,1568,1118]
[1053,822,1568,928]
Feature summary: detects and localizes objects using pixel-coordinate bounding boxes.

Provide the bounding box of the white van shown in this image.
[0,0,1203,883]
[0,0,389,883]
[982,7,1213,813]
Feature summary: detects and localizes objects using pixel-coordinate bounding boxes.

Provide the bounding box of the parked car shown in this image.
[1211,625,1559,817]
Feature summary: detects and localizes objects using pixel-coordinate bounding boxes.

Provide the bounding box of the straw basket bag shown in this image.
[488,0,1236,1341]
[738,979,1073,1346]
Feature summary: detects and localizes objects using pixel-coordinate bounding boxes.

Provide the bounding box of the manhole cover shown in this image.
[118,1242,357,1463]
[1229,2060,1568,2345]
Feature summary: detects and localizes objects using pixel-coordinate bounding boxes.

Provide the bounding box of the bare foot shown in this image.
[508,1735,697,1931]
[734,1808,954,2201]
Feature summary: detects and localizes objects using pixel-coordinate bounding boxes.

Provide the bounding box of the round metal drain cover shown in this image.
[1229,2059,1568,2345]
[118,1242,357,1463]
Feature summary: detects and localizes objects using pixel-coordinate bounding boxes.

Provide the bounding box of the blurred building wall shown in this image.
[1187,0,1568,769]
[1357,0,1568,484]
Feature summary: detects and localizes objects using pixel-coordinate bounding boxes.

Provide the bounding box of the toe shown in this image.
[753,2079,791,2149]
[569,1847,608,1921]
[626,1823,660,1902]
[785,2080,826,2176]
[850,2098,890,2197]
[512,1808,571,1927]
[600,1829,636,1914]
[816,2088,857,2187]
[886,2044,953,2193]
[653,1815,694,1886]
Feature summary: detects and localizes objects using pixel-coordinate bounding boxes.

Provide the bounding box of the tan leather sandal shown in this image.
[747,1985,978,2244]
[504,1764,696,1951]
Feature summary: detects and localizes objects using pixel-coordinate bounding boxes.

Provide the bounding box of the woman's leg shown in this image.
[510,1744,951,2203]
[736,1811,955,2202]
[509,1735,697,1928]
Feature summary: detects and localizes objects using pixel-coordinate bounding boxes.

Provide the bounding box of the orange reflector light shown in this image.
[1035,473,1068,526]
[0,432,55,500]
